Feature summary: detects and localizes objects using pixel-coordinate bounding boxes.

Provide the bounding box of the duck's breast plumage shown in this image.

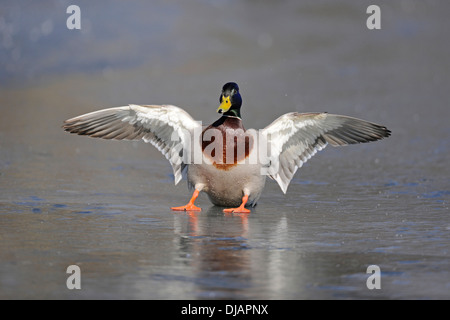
[187,116,265,207]
[201,116,254,170]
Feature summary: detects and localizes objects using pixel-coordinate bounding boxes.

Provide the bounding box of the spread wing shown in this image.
[262,112,391,193]
[63,104,201,185]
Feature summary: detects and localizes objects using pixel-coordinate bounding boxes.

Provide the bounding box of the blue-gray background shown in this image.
[0,0,449,299]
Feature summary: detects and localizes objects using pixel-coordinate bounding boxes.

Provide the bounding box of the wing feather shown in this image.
[262,112,390,193]
[63,104,200,185]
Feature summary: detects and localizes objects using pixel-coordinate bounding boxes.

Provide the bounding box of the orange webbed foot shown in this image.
[223,194,251,214]
[171,189,202,212]
[171,204,202,211]
[223,206,251,214]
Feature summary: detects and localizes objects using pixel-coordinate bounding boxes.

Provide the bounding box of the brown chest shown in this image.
[201,117,254,170]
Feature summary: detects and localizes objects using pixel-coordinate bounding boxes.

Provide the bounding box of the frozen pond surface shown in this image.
[1,0,449,299]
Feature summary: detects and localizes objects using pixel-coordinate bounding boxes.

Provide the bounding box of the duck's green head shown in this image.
[217,82,242,118]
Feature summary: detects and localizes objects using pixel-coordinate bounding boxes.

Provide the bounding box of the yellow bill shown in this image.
[217,95,231,113]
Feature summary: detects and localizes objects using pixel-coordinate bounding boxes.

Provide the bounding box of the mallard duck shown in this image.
[63,82,391,213]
